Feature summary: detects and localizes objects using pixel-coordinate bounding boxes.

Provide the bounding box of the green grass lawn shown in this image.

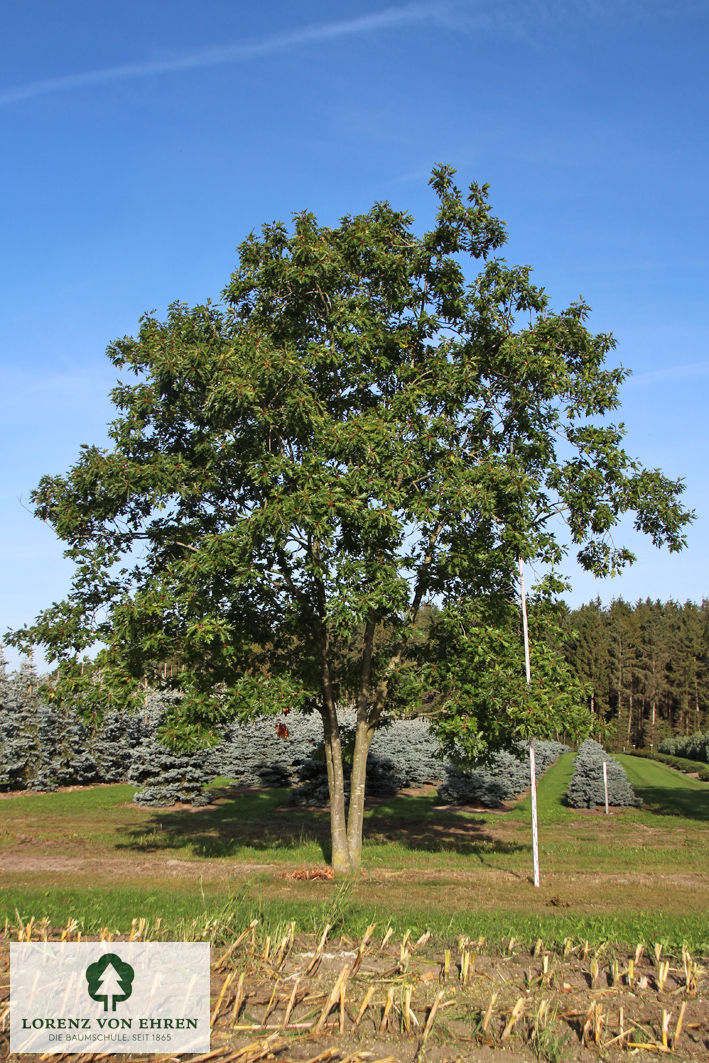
[619,754,709,820]
[508,751,578,823]
[2,756,708,951]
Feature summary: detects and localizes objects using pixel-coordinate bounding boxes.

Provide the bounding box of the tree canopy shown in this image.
[7,166,692,871]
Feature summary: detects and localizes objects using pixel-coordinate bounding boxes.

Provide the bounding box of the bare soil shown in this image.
[1,926,707,1062]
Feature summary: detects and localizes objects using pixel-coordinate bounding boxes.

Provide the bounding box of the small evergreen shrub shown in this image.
[566,739,640,808]
[288,758,331,806]
[0,659,63,791]
[89,707,147,783]
[370,717,445,788]
[212,712,324,788]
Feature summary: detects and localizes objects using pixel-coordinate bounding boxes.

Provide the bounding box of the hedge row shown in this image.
[566,739,640,808]
[658,732,709,764]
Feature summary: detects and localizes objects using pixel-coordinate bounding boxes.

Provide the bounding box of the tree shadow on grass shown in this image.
[116,787,334,862]
[116,786,524,864]
[362,819,523,863]
[630,783,709,821]
[363,794,524,862]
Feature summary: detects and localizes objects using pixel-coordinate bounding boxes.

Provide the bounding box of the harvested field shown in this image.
[1,918,708,1062]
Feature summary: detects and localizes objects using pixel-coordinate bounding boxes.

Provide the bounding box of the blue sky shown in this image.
[2,0,708,667]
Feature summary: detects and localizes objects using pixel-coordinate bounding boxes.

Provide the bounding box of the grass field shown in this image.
[1,753,708,952]
[2,756,709,1061]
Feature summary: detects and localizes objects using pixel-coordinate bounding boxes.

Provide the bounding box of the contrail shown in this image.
[0,3,440,107]
[628,362,709,386]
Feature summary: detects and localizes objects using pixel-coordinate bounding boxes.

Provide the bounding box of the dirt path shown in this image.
[3,843,709,925]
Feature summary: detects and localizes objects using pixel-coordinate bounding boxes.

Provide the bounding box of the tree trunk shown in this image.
[343,619,377,874]
[346,715,374,873]
[318,609,413,873]
[316,603,351,873]
[321,701,351,874]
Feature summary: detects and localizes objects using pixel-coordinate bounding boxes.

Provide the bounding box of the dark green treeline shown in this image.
[563,598,709,750]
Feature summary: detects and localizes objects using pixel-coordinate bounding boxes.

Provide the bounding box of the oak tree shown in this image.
[8,167,692,872]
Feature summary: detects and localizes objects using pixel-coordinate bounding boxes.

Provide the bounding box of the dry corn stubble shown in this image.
[1,919,708,1061]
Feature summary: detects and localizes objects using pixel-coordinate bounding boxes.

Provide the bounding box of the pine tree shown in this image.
[563,598,611,736]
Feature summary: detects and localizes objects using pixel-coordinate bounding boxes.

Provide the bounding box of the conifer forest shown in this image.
[562,598,709,749]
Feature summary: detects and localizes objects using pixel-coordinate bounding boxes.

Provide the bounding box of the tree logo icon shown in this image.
[85,954,135,1011]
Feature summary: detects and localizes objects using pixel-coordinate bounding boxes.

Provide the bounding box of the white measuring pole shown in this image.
[603,760,609,815]
[518,558,540,888]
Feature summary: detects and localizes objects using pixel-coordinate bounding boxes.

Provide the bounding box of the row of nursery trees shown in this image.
[3,594,707,798]
[563,598,709,749]
[0,646,575,805]
[0,650,644,809]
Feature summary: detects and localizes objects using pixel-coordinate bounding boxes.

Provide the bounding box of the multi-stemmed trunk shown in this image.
[321,706,374,874]
[318,617,380,875]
